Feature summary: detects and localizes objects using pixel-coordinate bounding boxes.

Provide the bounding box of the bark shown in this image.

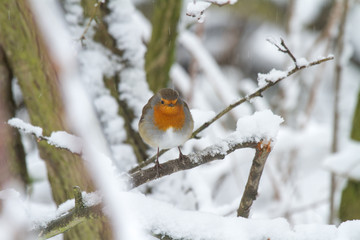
[0,1,112,239]
[0,45,29,191]
[237,144,272,218]
[145,0,182,92]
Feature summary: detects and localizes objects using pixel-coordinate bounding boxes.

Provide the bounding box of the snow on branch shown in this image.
[130,110,283,188]
[130,38,334,173]
[8,118,83,155]
[7,118,43,138]
[186,0,237,23]
[35,187,103,240]
[24,110,282,238]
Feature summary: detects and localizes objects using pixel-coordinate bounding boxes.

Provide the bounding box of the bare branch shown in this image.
[79,1,103,45]
[129,52,334,174]
[237,142,272,218]
[267,37,298,67]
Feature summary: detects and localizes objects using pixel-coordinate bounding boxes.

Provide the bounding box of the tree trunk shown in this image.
[0,1,112,239]
[339,90,360,222]
[0,45,29,191]
[145,0,182,92]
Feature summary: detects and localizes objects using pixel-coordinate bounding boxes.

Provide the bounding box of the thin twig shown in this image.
[267,37,298,68]
[79,1,103,46]
[129,53,334,174]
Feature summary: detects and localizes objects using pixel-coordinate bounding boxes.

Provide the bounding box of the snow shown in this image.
[186,1,211,23]
[8,118,83,155]
[186,0,238,23]
[191,109,216,130]
[257,68,288,88]
[82,191,102,207]
[105,0,152,119]
[47,131,83,154]
[179,31,244,118]
[297,57,309,68]
[7,118,43,138]
[3,0,360,239]
[236,109,284,143]
[323,141,360,180]
[104,191,360,240]
[189,110,283,164]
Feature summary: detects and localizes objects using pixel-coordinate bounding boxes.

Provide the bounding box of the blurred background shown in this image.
[0,0,360,239]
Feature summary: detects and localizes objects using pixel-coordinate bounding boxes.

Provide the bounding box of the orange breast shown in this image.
[153,104,185,131]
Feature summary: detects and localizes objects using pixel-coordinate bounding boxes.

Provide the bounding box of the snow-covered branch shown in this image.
[130,41,334,173]
[7,118,83,155]
[11,110,283,238]
[186,0,237,23]
[35,187,103,240]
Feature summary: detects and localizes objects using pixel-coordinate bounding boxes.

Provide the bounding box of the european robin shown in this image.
[138,88,194,170]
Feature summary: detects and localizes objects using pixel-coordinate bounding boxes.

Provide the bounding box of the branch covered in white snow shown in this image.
[8,118,83,155]
[130,39,334,173]
[186,0,238,23]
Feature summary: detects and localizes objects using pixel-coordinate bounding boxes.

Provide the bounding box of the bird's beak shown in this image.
[168,103,174,107]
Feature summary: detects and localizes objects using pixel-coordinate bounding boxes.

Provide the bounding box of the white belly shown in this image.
[152,128,190,149]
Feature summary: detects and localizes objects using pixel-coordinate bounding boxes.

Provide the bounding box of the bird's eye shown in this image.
[161,100,164,104]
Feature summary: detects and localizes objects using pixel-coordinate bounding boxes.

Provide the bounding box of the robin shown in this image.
[138,88,194,170]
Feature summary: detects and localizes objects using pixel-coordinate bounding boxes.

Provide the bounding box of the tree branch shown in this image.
[9,38,334,238]
[79,0,103,45]
[129,140,258,188]
[237,142,272,218]
[31,136,262,239]
[36,187,104,240]
[129,50,334,174]
[267,37,298,67]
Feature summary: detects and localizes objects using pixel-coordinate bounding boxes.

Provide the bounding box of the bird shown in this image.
[138,88,194,171]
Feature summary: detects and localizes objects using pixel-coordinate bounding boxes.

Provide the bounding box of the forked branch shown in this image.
[129,39,334,173]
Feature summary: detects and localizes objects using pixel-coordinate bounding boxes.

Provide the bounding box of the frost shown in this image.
[8,118,43,138]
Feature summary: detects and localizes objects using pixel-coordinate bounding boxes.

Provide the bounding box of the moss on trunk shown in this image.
[339,90,360,222]
[0,46,29,189]
[145,0,182,92]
